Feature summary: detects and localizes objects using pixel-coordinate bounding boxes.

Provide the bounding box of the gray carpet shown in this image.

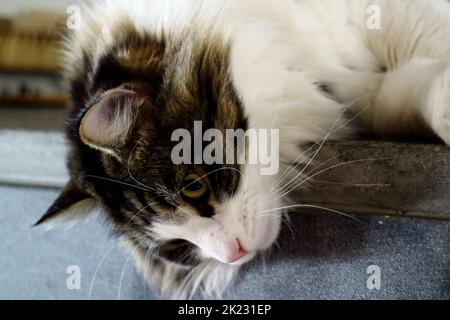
[0,130,68,188]
[1,184,448,300]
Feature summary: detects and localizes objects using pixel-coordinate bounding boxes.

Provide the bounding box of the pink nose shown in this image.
[227,239,248,263]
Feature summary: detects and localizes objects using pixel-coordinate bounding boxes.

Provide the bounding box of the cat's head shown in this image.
[37,19,282,298]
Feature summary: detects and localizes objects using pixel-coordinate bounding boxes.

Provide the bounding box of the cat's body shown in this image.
[38,0,450,298]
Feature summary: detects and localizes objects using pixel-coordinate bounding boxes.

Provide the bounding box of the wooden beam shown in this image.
[297,140,450,221]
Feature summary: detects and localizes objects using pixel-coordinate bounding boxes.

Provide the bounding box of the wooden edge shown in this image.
[296,140,450,221]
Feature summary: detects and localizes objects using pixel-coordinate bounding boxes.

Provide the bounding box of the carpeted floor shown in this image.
[0,185,449,299]
[0,130,68,188]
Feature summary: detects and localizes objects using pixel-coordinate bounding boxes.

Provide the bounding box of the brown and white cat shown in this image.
[37,0,450,298]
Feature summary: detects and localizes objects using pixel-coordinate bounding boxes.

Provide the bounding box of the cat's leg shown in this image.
[343,0,450,144]
[428,63,450,145]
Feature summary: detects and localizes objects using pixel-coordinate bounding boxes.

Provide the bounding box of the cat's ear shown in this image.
[34,179,99,226]
[79,88,146,154]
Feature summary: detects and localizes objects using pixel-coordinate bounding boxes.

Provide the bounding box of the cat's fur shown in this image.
[38,0,450,299]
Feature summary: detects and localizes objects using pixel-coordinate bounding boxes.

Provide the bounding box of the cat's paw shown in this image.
[429,67,450,146]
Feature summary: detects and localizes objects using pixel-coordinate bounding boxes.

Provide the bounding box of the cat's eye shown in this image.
[181,173,208,199]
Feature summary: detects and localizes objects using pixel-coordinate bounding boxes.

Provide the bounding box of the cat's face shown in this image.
[38,27,282,297]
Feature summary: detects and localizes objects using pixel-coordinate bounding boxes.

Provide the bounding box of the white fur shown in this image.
[44,199,101,230]
[65,0,450,299]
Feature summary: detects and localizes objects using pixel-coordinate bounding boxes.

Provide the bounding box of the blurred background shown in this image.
[0,0,73,132]
[0,0,148,300]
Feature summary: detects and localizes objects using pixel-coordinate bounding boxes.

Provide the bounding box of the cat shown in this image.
[37,0,450,299]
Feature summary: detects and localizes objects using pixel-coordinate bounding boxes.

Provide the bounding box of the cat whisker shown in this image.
[258,204,363,224]
[89,231,151,300]
[272,239,283,254]
[80,174,179,221]
[257,212,295,240]
[117,237,149,300]
[142,244,154,299]
[179,263,202,299]
[120,202,158,231]
[259,251,268,275]
[268,88,284,131]
[268,145,365,198]
[116,250,134,300]
[127,138,159,193]
[127,139,197,219]
[167,199,195,218]
[88,244,119,300]
[271,97,372,197]
[81,175,153,193]
[91,203,156,298]
[124,149,248,219]
[82,175,188,222]
[269,99,368,198]
[268,96,365,196]
[273,155,401,201]
[268,142,322,195]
